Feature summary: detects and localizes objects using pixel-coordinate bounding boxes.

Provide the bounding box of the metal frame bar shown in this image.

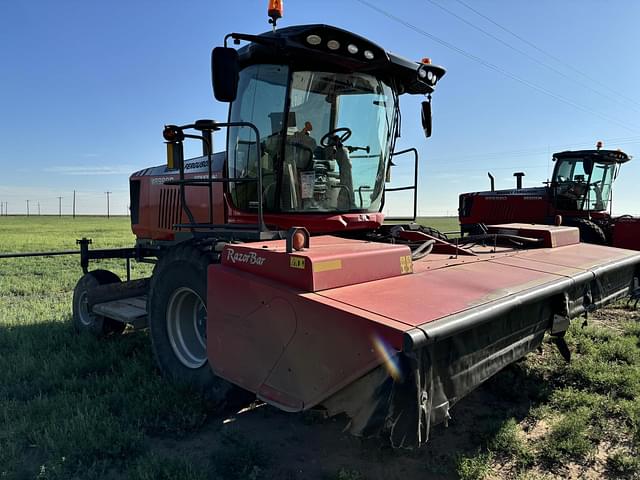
[0,238,157,281]
[384,148,419,222]
[171,121,265,233]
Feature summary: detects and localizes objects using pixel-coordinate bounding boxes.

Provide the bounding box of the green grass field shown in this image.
[1,216,639,479]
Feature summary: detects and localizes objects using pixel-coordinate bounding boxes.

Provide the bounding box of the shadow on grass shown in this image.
[0,318,226,480]
[194,355,556,480]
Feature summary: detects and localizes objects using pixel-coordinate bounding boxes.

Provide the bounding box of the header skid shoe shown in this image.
[206,232,640,447]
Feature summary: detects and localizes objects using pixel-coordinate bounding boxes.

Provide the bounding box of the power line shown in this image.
[425,136,640,166]
[452,0,640,110]
[354,0,640,133]
[424,0,640,115]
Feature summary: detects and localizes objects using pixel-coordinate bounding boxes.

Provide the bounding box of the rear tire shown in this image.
[147,244,234,402]
[72,270,126,337]
[564,217,607,245]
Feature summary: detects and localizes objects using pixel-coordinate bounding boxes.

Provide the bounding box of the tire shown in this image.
[147,244,233,400]
[73,270,126,337]
[564,217,608,245]
[461,223,486,237]
[419,225,449,241]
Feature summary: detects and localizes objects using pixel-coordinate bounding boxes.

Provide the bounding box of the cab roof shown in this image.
[553,149,631,164]
[233,24,445,96]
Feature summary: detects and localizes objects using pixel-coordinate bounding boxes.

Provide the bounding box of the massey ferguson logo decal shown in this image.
[225,248,266,266]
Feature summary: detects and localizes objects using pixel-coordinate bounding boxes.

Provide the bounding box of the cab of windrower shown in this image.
[205,23,445,216]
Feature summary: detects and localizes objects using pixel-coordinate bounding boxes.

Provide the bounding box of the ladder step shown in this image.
[93,295,148,327]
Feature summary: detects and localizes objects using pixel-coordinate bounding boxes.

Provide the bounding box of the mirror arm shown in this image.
[224,32,285,49]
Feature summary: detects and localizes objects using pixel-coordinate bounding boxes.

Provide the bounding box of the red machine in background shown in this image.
[459,144,640,250]
[68,5,640,448]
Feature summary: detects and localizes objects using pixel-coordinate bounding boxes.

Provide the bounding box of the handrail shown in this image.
[170,121,266,233]
[384,147,419,221]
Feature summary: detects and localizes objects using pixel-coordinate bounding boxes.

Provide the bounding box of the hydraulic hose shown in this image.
[411,239,435,261]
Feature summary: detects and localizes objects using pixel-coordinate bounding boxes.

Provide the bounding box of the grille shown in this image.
[158,188,181,230]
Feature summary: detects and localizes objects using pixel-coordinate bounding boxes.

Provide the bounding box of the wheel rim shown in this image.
[77,290,96,327]
[166,287,207,369]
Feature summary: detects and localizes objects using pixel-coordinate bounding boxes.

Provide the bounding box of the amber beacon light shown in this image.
[268,0,283,29]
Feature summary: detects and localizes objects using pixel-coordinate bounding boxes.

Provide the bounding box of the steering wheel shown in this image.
[320,127,352,147]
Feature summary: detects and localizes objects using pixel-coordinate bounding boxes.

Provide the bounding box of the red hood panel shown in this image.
[316,243,640,327]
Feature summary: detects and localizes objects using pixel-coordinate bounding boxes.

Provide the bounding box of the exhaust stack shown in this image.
[514,172,525,189]
[488,172,495,192]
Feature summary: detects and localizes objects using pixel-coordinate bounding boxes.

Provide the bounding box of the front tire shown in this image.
[147,245,232,400]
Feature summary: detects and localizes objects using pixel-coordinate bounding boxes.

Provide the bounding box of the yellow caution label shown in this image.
[400,255,413,274]
[313,259,343,273]
[290,256,306,269]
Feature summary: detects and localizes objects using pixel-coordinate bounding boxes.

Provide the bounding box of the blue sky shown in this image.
[1,1,638,216]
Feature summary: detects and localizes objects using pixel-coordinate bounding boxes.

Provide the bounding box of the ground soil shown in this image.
[138,304,640,480]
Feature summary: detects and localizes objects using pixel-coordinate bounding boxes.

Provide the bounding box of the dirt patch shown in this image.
[136,305,640,480]
[139,370,546,479]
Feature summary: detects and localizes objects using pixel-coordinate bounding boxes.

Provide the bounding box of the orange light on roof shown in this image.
[596,140,603,150]
[268,0,283,20]
[292,230,306,251]
[421,57,432,64]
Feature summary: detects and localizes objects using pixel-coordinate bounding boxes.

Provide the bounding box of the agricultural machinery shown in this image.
[59,9,640,448]
[459,145,640,250]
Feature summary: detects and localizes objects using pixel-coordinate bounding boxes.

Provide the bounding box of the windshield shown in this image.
[552,157,616,211]
[227,66,396,214]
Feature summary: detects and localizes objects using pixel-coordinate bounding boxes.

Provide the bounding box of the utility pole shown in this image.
[38,202,41,216]
[0,202,3,216]
[57,196,63,217]
[73,190,76,218]
[26,200,30,216]
[105,191,111,218]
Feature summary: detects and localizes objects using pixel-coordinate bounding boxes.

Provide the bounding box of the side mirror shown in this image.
[421,100,432,138]
[211,47,239,102]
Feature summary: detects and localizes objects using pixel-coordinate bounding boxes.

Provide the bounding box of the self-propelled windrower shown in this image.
[69,4,640,447]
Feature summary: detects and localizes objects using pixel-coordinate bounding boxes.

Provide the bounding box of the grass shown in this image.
[416,216,459,234]
[210,431,269,479]
[0,217,211,479]
[333,468,365,480]
[456,451,493,480]
[466,315,640,477]
[1,215,640,479]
